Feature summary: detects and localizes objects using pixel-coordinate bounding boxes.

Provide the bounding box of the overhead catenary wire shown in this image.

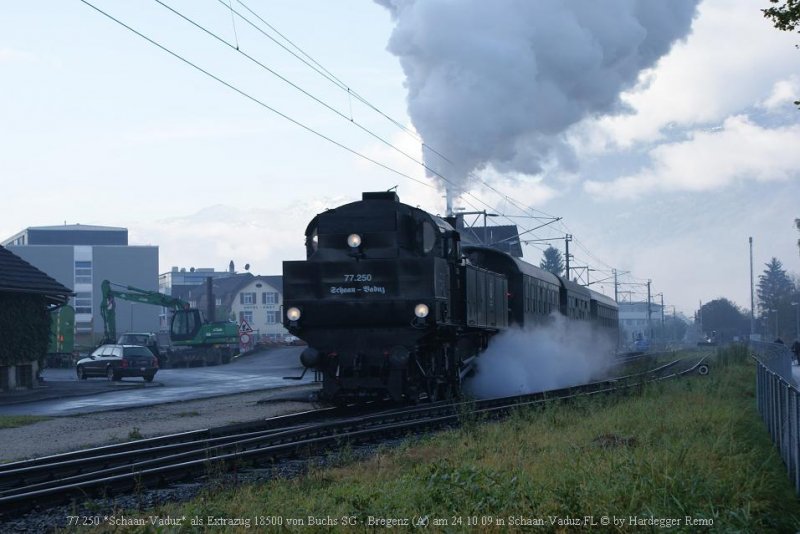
[225,0,445,156]
[151,0,551,242]
[224,0,559,221]
[79,0,435,192]
[218,0,628,276]
[84,0,642,291]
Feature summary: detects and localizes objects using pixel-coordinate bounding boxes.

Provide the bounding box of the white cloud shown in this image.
[584,115,800,199]
[576,0,800,151]
[759,76,800,111]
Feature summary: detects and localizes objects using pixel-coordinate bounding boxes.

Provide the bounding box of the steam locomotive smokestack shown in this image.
[446,188,454,217]
[206,276,215,322]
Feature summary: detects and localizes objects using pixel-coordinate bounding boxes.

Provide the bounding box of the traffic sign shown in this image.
[239,319,253,334]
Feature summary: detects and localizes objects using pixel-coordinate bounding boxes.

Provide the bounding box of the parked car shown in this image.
[76,344,159,382]
[117,332,166,367]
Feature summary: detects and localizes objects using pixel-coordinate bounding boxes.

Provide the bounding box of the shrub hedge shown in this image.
[0,293,50,366]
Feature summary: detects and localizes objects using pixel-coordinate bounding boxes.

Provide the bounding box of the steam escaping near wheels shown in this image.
[464,314,614,399]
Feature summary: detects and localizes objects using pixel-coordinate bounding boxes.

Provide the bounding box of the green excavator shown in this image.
[100,279,239,366]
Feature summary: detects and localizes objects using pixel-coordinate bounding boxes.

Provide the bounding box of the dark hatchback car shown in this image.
[76,344,159,382]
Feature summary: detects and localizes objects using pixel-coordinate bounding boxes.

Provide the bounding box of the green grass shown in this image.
[0,415,50,429]
[82,347,800,532]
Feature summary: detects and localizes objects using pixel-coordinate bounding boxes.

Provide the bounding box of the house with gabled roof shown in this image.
[171,273,289,342]
[0,245,73,390]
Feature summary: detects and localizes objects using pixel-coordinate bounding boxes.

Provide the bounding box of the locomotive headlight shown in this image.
[414,303,430,318]
[347,233,362,248]
[286,307,302,321]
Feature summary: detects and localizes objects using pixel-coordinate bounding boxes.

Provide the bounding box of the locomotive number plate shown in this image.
[343,273,372,282]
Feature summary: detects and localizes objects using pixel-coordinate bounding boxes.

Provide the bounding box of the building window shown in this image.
[216,297,222,306]
[266,311,279,324]
[74,292,92,314]
[262,292,278,305]
[239,311,253,324]
[240,292,256,305]
[75,260,92,284]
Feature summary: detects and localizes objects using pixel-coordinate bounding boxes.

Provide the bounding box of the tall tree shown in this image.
[540,246,564,276]
[698,298,749,342]
[757,257,797,338]
[763,0,800,107]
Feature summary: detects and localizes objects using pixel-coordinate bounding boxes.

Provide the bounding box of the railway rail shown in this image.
[0,353,709,519]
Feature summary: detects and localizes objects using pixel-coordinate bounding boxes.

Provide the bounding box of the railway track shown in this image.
[0,354,708,519]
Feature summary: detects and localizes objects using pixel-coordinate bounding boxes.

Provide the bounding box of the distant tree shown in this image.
[796,218,800,256]
[540,246,564,276]
[757,257,797,338]
[661,314,689,342]
[763,0,800,107]
[698,298,749,342]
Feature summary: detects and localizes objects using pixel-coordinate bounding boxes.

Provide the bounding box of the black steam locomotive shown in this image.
[283,192,618,403]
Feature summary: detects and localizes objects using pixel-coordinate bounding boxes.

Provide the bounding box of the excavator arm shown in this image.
[100,280,189,342]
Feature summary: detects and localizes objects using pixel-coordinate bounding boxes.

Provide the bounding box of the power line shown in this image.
[154,0,437,186]
[85,0,643,286]
[226,0,440,155]
[222,0,560,223]
[223,1,604,265]
[79,0,435,192]
[152,0,552,241]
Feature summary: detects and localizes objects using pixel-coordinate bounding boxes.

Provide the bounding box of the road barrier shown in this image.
[753,341,800,494]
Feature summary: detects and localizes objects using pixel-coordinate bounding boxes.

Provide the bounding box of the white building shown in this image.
[173,273,289,342]
[619,301,664,342]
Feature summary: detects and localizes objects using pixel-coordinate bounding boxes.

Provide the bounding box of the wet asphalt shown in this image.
[0,346,315,416]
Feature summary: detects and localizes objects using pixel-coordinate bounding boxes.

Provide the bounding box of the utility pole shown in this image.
[749,236,755,339]
[564,234,572,281]
[646,279,652,340]
[613,269,618,303]
[660,293,665,336]
[699,300,704,334]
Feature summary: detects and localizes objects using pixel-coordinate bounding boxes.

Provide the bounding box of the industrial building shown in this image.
[2,224,159,344]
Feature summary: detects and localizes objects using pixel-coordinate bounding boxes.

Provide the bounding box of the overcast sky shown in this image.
[2,0,799,315]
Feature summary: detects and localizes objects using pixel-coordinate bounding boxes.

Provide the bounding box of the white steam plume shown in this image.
[465,315,614,399]
[377,0,699,196]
